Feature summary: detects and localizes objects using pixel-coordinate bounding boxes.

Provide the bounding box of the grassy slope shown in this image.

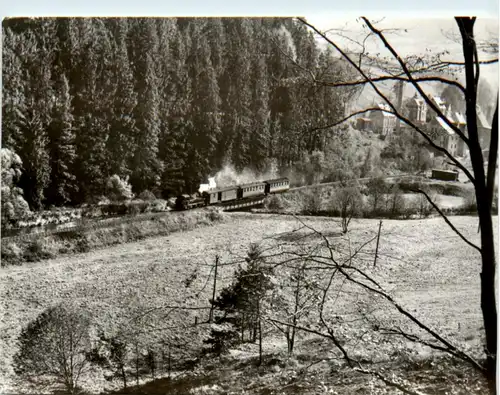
[0,213,496,394]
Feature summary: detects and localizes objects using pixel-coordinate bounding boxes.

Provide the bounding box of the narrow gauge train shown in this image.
[176,178,290,210]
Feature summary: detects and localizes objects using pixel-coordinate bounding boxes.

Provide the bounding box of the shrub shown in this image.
[265,194,285,212]
[206,208,225,222]
[331,186,363,233]
[415,192,435,218]
[1,242,23,265]
[106,175,133,201]
[400,198,418,219]
[13,304,94,394]
[127,200,149,215]
[23,239,54,262]
[461,190,477,213]
[302,192,323,215]
[441,184,465,197]
[138,190,156,201]
[365,177,388,215]
[203,325,240,356]
[386,185,405,218]
[150,199,167,212]
[1,148,31,228]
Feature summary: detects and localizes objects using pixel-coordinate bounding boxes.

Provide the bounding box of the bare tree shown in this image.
[331,184,363,232]
[13,304,93,395]
[293,16,497,390]
[265,218,486,394]
[269,259,322,355]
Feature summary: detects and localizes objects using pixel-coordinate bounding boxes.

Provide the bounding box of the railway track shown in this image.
[288,174,426,192]
[0,173,431,240]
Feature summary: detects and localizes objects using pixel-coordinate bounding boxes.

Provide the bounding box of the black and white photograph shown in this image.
[1,14,499,395]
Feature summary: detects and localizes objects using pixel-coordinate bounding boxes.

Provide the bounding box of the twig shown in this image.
[411,188,481,253]
[297,17,476,186]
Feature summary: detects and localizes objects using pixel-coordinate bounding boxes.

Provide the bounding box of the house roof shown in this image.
[436,117,456,135]
[410,95,425,106]
[372,103,395,118]
[454,112,466,125]
[477,107,492,129]
[430,95,446,107]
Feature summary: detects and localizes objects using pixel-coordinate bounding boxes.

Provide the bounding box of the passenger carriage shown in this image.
[206,186,239,204]
[238,182,267,199]
[264,178,290,194]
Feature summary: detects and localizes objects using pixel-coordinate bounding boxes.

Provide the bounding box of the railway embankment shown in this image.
[1,208,225,267]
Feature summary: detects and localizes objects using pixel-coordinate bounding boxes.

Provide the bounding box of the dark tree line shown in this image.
[2,17,356,210]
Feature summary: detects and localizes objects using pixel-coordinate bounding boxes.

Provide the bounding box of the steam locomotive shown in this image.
[176,178,290,210]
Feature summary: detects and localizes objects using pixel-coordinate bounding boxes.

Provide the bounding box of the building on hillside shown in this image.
[369,103,397,138]
[428,116,461,157]
[476,106,492,149]
[426,102,468,158]
[426,95,447,122]
[407,94,427,125]
[450,109,467,157]
[356,115,372,131]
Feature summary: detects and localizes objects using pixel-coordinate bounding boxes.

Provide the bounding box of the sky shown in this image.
[302,16,499,107]
[0,0,498,18]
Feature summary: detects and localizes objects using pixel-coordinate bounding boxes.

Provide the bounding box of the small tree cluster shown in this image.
[205,244,274,362]
[1,148,31,228]
[106,174,134,202]
[302,191,323,215]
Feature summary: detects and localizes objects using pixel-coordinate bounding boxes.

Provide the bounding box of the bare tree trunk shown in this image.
[258,298,263,366]
[121,364,127,389]
[241,317,245,342]
[168,344,171,379]
[457,17,497,391]
[135,342,139,386]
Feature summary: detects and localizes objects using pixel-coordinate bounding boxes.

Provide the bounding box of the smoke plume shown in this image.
[199,162,280,191]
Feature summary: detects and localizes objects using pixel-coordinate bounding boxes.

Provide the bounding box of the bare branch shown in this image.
[360,17,469,144]
[318,75,466,93]
[381,326,471,360]
[445,58,498,65]
[268,319,429,395]
[411,188,481,253]
[355,367,428,395]
[296,17,476,185]
[330,262,485,372]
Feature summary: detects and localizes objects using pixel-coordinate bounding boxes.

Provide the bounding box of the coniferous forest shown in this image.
[2,17,359,210]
